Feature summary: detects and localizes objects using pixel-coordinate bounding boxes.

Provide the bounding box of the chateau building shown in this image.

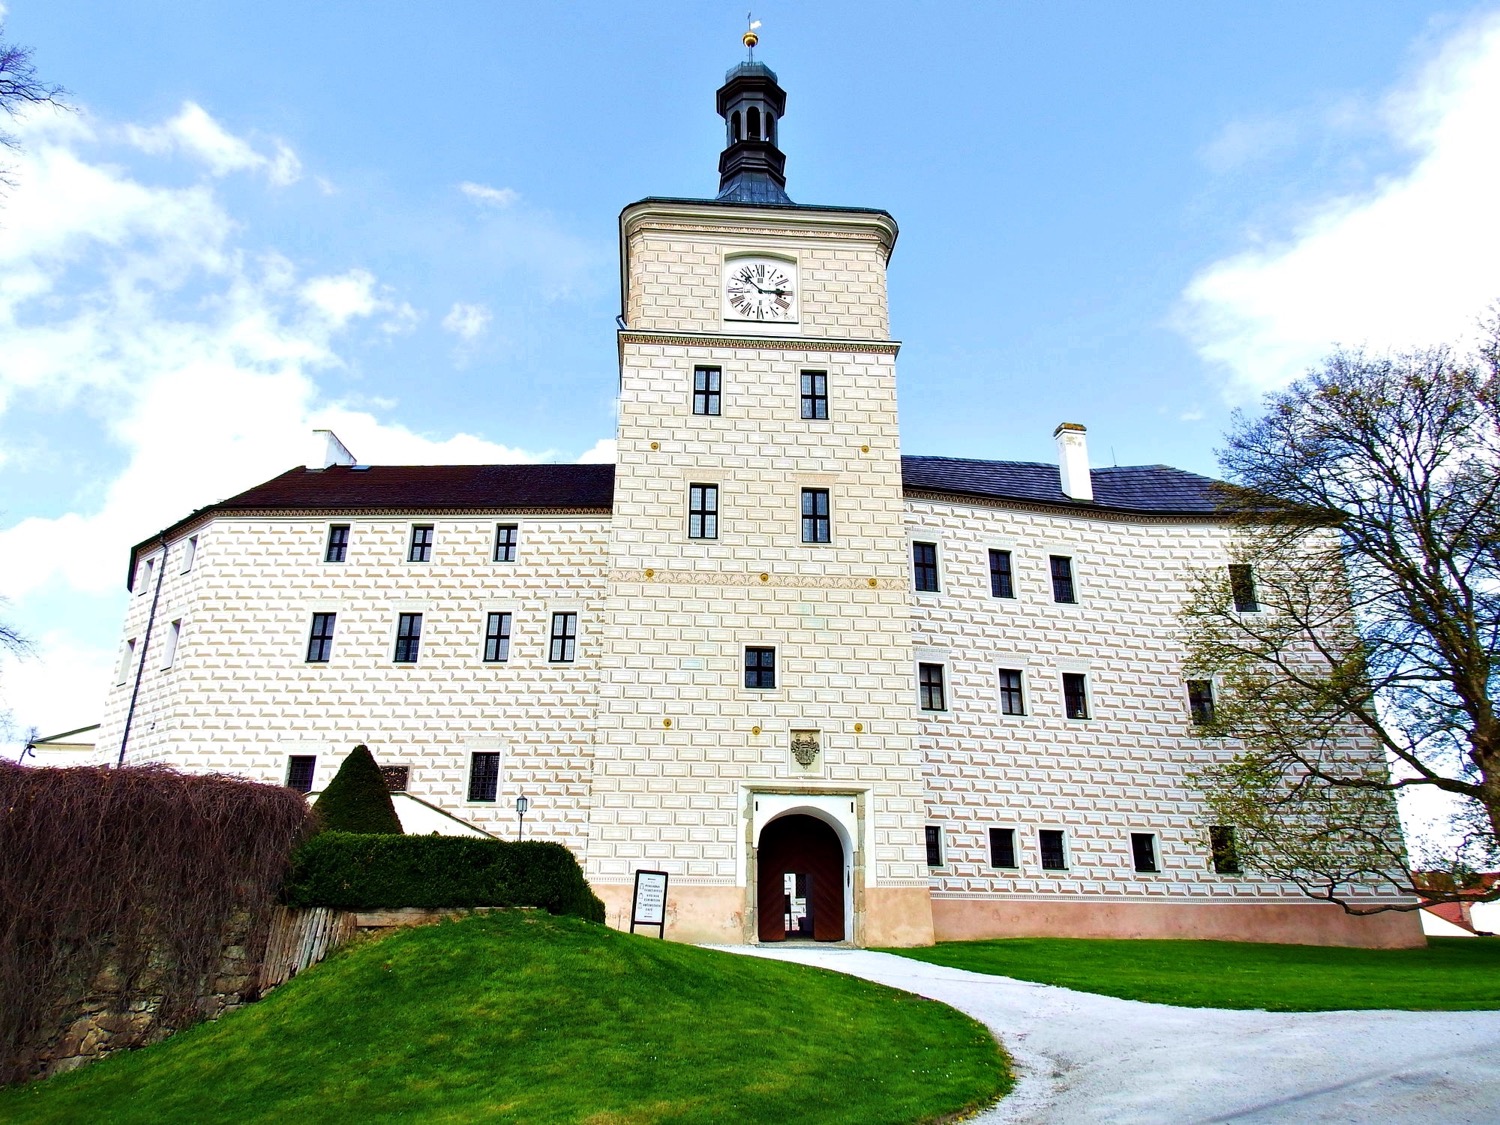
[94,54,1419,948]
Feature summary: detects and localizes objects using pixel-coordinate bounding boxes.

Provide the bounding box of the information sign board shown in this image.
[630,869,669,936]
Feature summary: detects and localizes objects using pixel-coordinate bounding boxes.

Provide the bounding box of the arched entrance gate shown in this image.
[756,813,847,942]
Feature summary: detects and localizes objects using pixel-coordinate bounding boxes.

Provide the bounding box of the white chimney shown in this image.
[309,429,357,470]
[1054,422,1093,501]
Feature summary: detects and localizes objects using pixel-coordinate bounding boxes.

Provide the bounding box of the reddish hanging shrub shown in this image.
[0,763,314,1085]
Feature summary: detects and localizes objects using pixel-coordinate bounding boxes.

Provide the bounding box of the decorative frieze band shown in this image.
[619,331,901,356]
[609,567,899,591]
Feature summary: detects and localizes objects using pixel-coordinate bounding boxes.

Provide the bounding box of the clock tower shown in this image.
[584,41,935,947]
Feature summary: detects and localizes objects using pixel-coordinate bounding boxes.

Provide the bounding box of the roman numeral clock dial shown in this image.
[722,258,797,324]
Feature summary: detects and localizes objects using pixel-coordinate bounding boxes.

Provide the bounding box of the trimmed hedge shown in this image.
[281,833,606,923]
[313,745,403,835]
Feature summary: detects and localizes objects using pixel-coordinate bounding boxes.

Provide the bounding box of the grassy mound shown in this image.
[887,936,1500,1011]
[2,913,1010,1124]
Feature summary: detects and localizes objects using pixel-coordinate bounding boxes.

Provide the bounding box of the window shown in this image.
[306,613,336,663]
[693,366,721,415]
[160,620,182,669]
[912,542,939,592]
[1131,832,1159,873]
[1062,672,1090,719]
[549,612,578,662]
[989,827,1018,869]
[1229,564,1259,612]
[924,825,943,867]
[468,752,501,802]
[744,646,776,689]
[918,662,946,711]
[800,371,828,419]
[1049,555,1076,603]
[115,639,136,686]
[1188,680,1216,725]
[494,524,519,563]
[688,484,719,539]
[801,488,830,543]
[989,549,1014,598]
[380,765,410,793]
[997,669,1025,716]
[483,612,512,663]
[393,613,422,663]
[285,755,317,793]
[325,524,349,563]
[1039,829,1068,871]
[138,556,155,594]
[180,535,198,573]
[408,525,434,563]
[1210,826,1242,874]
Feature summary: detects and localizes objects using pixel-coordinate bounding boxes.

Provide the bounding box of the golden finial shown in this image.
[743,13,761,57]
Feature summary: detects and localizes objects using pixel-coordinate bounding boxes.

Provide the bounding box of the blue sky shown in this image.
[2,0,1499,754]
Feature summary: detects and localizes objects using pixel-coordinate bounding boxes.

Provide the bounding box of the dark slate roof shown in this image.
[901,456,1222,515]
[216,463,615,512]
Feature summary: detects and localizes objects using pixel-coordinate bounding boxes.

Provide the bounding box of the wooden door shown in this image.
[756,814,845,942]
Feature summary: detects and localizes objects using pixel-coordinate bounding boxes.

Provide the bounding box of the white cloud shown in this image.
[442,300,491,340]
[0,107,542,609]
[124,102,302,185]
[575,437,616,464]
[1179,11,1500,396]
[459,181,519,207]
[0,631,113,747]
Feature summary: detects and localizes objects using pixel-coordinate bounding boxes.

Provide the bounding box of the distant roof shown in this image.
[902,456,1222,515]
[126,456,1224,588]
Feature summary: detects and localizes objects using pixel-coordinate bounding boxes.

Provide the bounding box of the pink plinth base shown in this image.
[930,897,1426,949]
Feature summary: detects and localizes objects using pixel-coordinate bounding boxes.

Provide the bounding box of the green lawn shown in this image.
[1,912,1010,1125]
[885,936,1500,1011]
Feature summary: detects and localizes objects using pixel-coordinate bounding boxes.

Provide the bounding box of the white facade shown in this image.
[90,63,1422,949]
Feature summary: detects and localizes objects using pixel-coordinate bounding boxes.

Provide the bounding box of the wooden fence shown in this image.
[258,906,359,992]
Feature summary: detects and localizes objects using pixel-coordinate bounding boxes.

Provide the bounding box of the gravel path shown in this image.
[726,944,1500,1124]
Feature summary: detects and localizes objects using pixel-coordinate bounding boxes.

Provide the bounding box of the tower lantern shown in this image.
[715,57,790,204]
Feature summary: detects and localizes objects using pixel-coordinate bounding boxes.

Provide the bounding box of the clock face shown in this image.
[723,258,797,322]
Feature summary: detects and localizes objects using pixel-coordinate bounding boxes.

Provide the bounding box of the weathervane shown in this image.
[743,13,761,60]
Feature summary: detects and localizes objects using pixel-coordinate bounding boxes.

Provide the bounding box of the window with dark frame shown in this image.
[997,669,1025,716]
[924,825,943,867]
[306,613,336,663]
[494,524,519,562]
[393,613,422,663]
[913,541,939,592]
[285,755,316,793]
[380,765,410,793]
[744,646,776,689]
[801,488,830,543]
[484,612,512,663]
[918,662,946,711]
[1229,564,1259,612]
[989,827,1017,868]
[1188,680,1216,725]
[688,484,719,539]
[1062,672,1090,719]
[549,612,578,662]
[325,524,349,563]
[468,752,501,802]
[1049,555,1076,603]
[1038,829,1068,871]
[800,370,828,419]
[989,549,1014,598]
[408,524,434,563]
[1210,825,1242,874]
[1131,832,1159,873]
[692,366,721,415]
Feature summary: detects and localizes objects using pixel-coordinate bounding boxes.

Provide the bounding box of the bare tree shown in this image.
[0,22,68,188]
[1185,328,1500,914]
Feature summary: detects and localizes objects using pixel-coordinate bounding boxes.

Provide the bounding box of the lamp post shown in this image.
[515,795,529,841]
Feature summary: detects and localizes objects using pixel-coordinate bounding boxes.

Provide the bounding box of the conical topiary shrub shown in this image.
[314,744,404,834]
